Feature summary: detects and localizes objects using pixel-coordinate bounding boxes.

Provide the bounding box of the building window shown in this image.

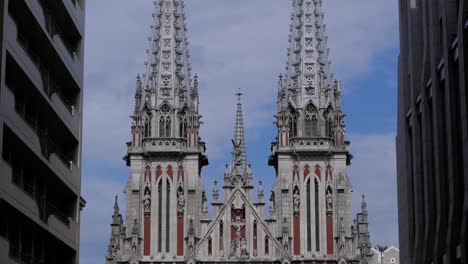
[219,221,224,250]
[265,236,269,255]
[289,107,298,137]
[253,220,258,256]
[326,118,333,138]
[158,181,163,252]
[306,179,312,251]
[166,179,171,252]
[159,105,171,137]
[208,237,212,256]
[179,110,188,138]
[305,104,318,137]
[315,178,320,251]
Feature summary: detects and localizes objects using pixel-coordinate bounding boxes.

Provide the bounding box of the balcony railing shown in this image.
[16,33,76,114]
[15,103,75,169]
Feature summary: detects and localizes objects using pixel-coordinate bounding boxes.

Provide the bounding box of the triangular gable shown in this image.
[196,186,281,254]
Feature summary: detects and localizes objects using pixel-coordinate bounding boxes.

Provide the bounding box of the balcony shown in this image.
[6,15,81,129]
[9,0,83,86]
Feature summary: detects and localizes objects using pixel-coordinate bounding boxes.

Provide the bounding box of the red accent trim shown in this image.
[177,217,184,256]
[144,216,151,256]
[145,167,152,182]
[167,166,174,181]
[241,226,246,240]
[156,166,162,180]
[304,166,310,180]
[326,166,332,182]
[178,166,184,182]
[293,214,300,255]
[327,215,334,255]
[231,226,236,243]
[315,165,321,180]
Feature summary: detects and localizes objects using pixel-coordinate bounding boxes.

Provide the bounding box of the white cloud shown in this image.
[83,0,399,163]
[80,0,400,260]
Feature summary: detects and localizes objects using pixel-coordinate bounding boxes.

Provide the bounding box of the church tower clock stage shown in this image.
[104,1,374,263]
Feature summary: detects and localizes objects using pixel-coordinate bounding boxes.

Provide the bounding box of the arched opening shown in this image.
[288,106,298,137]
[179,109,188,138]
[159,104,171,137]
[304,104,318,137]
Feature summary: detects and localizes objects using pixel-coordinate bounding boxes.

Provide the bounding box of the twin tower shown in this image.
[105,0,373,263]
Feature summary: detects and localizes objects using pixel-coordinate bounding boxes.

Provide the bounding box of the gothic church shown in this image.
[105,0,374,263]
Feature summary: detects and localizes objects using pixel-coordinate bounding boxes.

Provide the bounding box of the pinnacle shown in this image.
[233,91,247,166]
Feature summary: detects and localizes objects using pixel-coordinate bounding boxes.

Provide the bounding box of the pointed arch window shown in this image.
[305,104,318,137]
[219,221,224,251]
[288,107,298,138]
[315,178,320,252]
[144,117,151,137]
[159,105,171,137]
[208,237,212,256]
[265,236,270,255]
[166,179,171,252]
[158,181,163,252]
[253,220,258,256]
[179,110,188,138]
[326,117,333,138]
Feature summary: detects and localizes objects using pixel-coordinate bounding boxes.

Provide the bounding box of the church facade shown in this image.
[105,0,374,263]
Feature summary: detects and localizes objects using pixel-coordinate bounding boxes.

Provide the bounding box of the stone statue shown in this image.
[240,239,249,259]
[326,189,333,214]
[177,187,185,215]
[232,139,242,164]
[212,180,220,203]
[257,181,265,202]
[293,188,300,213]
[143,183,151,213]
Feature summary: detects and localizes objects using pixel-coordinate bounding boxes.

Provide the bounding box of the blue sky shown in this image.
[80,1,399,263]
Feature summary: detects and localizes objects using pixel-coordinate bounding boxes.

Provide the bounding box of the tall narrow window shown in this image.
[326,118,333,138]
[219,221,224,251]
[144,118,150,137]
[166,179,170,252]
[305,104,318,137]
[253,220,258,256]
[288,106,297,137]
[208,237,212,256]
[306,179,311,251]
[158,181,163,252]
[265,236,269,255]
[179,110,188,138]
[159,105,171,137]
[315,178,320,251]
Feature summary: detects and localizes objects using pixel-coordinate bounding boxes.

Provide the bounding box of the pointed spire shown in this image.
[134,75,143,115]
[284,0,336,109]
[142,0,193,108]
[112,196,121,225]
[233,91,247,165]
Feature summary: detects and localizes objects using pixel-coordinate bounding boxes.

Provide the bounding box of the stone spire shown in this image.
[142,0,193,109]
[233,91,247,165]
[284,0,336,109]
[112,196,121,225]
[134,75,143,115]
[357,194,372,258]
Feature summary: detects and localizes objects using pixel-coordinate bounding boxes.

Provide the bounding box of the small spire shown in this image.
[134,75,143,115]
[112,196,121,225]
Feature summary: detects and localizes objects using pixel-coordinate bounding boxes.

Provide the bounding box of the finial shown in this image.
[114,195,119,213]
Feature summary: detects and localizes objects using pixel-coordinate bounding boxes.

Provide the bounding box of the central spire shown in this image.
[143,0,193,109]
[282,0,336,110]
[233,91,247,166]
